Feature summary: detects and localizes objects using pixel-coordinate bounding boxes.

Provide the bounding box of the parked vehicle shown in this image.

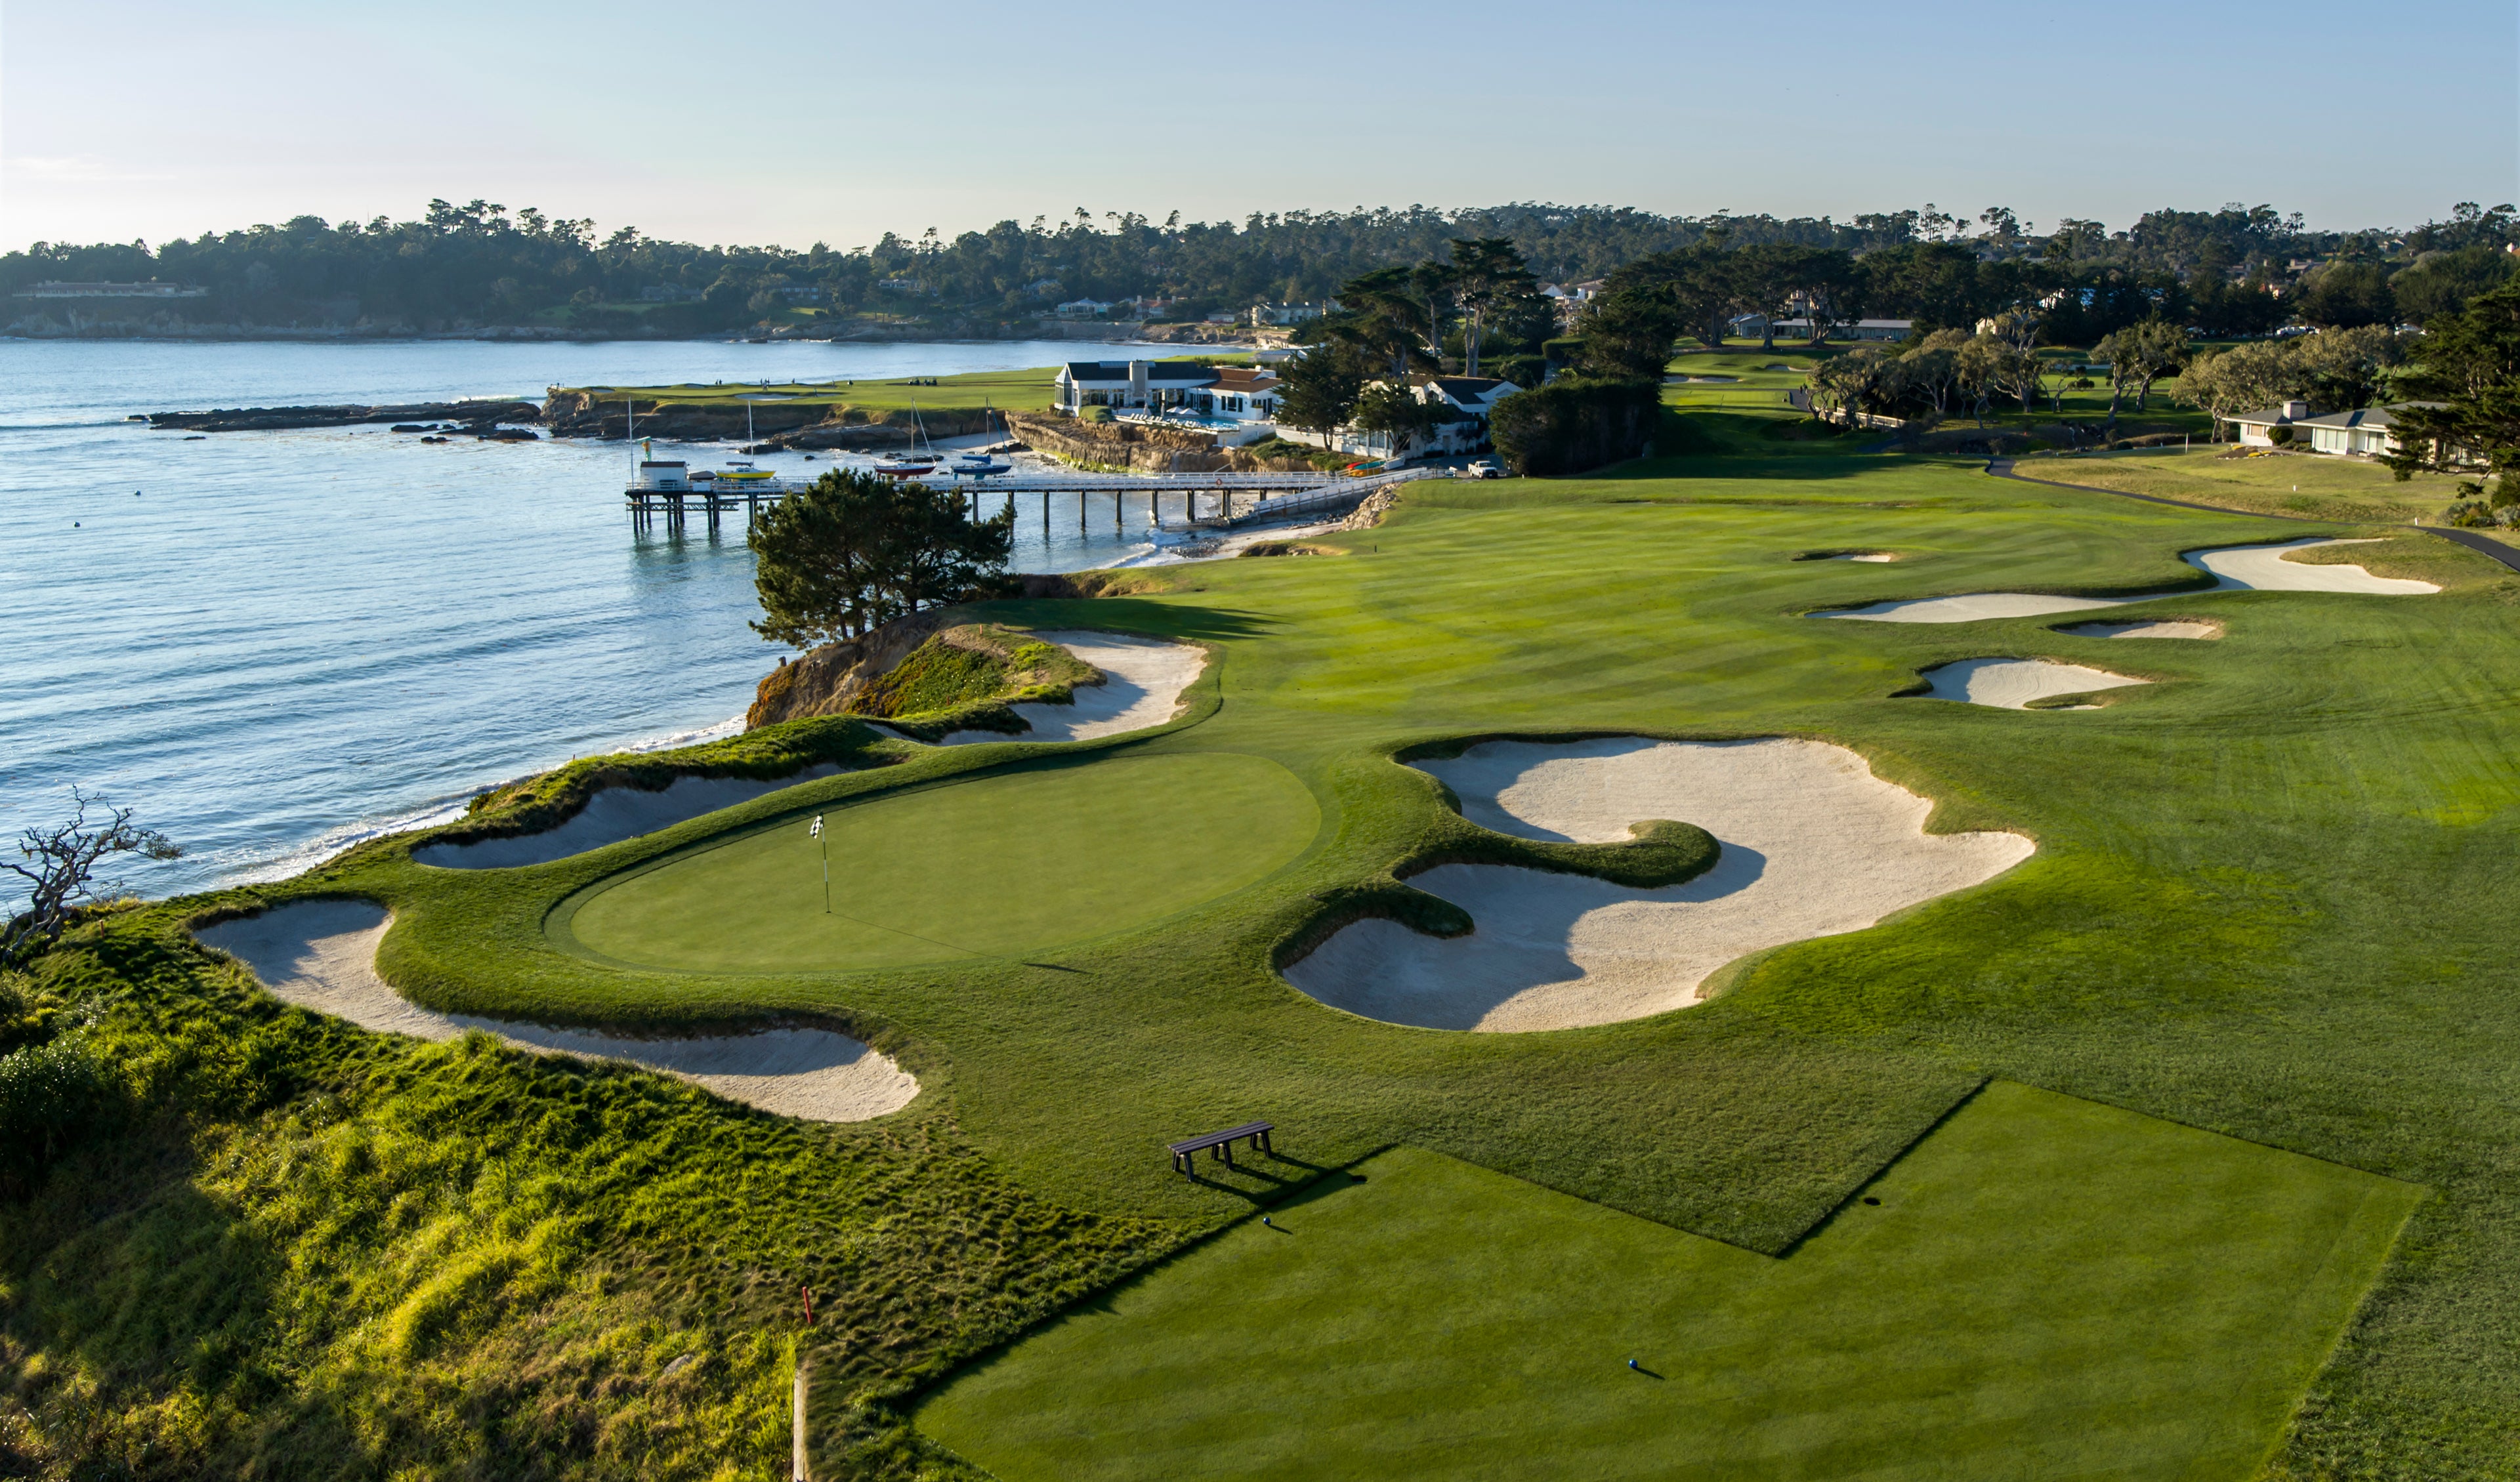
[1466,459,1503,480]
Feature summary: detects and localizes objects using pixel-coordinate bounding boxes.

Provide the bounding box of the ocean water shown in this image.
[0,338,1191,900]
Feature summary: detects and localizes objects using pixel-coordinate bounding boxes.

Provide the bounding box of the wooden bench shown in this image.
[1168,1121,1274,1175]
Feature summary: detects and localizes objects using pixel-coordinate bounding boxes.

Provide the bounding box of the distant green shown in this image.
[920,1082,2420,1481]
[562,753,1321,972]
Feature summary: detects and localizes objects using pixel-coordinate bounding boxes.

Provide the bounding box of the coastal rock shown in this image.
[1001,411,1314,475]
[148,400,539,433]
[746,609,959,730]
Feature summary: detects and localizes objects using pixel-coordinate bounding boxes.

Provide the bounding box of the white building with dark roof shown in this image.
[1053,360,1282,436]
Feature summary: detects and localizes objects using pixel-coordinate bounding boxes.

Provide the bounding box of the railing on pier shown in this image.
[623,464,1454,534]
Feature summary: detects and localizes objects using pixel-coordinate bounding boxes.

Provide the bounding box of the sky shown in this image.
[3,0,2515,253]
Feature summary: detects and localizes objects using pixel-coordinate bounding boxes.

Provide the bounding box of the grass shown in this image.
[561,752,1322,972]
[558,367,1059,417]
[918,1082,2421,1481]
[13,398,2520,1476]
[2015,445,2478,525]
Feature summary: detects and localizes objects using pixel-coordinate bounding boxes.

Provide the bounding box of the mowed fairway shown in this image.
[562,752,1319,971]
[918,1082,2420,1481]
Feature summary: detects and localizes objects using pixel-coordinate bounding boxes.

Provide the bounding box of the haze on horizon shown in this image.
[3,0,2513,254]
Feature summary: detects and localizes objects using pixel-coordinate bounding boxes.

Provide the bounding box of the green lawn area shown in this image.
[28,394,2520,1475]
[558,752,1320,972]
[558,366,1060,416]
[919,1082,2420,1481]
[2015,446,2475,524]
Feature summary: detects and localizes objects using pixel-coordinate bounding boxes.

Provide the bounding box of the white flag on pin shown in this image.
[809,815,824,838]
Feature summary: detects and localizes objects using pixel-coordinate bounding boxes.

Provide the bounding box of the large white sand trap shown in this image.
[936,630,1206,746]
[1282,739,2033,1032]
[413,764,846,869]
[194,900,919,1121]
[1917,659,2149,709]
[1821,539,2437,623]
[2058,619,2223,640]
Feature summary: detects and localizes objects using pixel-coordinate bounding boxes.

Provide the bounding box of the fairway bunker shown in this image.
[2057,618,2224,640]
[413,764,847,869]
[194,899,919,1121]
[1818,537,2439,623]
[1916,659,2150,709]
[1796,548,1899,563]
[1283,738,2031,1031]
[934,630,1206,745]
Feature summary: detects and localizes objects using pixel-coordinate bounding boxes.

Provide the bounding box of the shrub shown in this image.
[0,1035,116,1194]
[2267,424,2296,445]
[1489,378,1663,475]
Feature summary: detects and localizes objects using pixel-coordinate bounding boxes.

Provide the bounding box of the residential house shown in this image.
[1787,318,1912,341]
[2223,401,2445,456]
[1276,371,1521,460]
[1248,302,1327,327]
[1056,297,1118,318]
[1053,360,1282,437]
[1542,279,1605,328]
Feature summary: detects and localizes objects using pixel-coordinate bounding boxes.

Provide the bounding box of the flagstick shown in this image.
[812,814,831,915]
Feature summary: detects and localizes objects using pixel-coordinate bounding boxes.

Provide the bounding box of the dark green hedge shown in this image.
[1490,378,1664,475]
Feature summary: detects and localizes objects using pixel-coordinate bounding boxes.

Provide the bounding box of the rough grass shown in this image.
[2015,445,2477,524]
[0,913,1177,1479]
[12,410,2520,1476]
[918,1083,2421,1481]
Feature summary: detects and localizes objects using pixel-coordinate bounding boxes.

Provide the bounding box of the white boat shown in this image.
[874,400,942,478]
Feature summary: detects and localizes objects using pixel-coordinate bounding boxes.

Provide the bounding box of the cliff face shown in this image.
[746,609,956,730]
[1001,411,1314,474]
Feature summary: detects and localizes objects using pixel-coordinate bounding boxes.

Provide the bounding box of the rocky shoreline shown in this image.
[144,400,542,433]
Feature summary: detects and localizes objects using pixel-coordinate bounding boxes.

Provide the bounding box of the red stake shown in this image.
[801,1285,816,1326]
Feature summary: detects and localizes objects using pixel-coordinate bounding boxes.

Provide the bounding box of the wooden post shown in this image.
[793,1352,810,1481]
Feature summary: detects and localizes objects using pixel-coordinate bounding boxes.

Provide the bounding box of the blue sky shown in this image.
[3,0,2513,251]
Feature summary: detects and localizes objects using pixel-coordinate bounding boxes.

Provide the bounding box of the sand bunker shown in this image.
[1795,549,1899,563]
[1821,539,2438,623]
[414,764,846,869]
[194,899,918,1121]
[2058,619,2223,640]
[936,630,1206,746]
[1282,739,2032,1032]
[1916,659,2149,709]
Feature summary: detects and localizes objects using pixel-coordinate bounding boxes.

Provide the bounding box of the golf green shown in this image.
[917,1082,2419,1481]
[560,752,1320,972]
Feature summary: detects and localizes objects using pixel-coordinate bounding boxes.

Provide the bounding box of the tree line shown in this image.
[6,197,2510,334]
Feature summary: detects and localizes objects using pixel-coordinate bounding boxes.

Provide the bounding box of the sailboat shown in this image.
[947,400,1013,478]
[872,400,940,478]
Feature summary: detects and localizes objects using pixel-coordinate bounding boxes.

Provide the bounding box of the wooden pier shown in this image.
[625,467,1445,535]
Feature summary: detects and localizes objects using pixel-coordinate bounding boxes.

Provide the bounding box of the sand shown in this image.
[1917,658,2149,709]
[1821,539,2437,623]
[936,631,1207,745]
[194,899,919,1121]
[2191,538,2439,594]
[1282,738,2032,1032]
[2058,619,2223,640]
[414,764,845,869]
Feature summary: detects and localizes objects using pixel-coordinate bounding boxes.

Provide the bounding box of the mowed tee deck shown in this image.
[917,1082,2420,1481]
[558,752,1320,971]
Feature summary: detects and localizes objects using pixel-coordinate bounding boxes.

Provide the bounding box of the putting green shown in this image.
[917,1082,2419,1480]
[562,753,1320,972]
